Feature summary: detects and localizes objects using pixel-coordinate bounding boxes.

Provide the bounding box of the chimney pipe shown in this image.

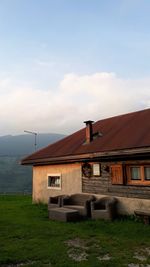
[84,120,94,144]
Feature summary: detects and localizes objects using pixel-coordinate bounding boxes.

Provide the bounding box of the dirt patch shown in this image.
[65,237,88,249]
[65,237,111,263]
[145,248,150,256]
[97,254,111,261]
[133,248,150,262]
[67,248,88,262]
[128,265,150,267]
[65,238,88,262]
[1,263,35,267]
[133,254,147,261]
[1,261,52,267]
[128,248,150,267]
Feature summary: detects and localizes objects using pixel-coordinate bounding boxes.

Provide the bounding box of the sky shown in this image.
[0,0,150,136]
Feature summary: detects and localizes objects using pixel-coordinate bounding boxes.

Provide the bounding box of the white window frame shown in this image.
[47,173,61,190]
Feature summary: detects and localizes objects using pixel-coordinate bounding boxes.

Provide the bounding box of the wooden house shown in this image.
[21,109,150,214]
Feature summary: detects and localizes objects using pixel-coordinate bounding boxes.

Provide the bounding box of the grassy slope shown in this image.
[0,195,150,267]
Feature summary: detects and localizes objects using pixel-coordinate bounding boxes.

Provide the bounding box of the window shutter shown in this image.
[111,164,123,185]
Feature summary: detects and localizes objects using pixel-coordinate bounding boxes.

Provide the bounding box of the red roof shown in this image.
[21,108,150,165]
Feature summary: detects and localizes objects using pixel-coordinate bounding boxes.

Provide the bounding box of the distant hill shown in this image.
[0,133,65,156]
[0,156,32,193]
[0,133,66,193]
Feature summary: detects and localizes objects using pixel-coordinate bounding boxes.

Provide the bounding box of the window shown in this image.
[47,174,61,189]
[144,167,150,180]
[93,163,101,176]
[130,167,141,180]
[110,164,124,185]
[127,165,150,185]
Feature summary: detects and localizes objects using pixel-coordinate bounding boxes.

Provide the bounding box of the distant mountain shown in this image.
[0,133,65,156]
[0,156,32,193]
[0,133,66,193]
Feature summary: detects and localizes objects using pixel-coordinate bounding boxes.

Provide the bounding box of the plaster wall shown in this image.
[32,163,82,203]
[93,194,150,215]
[116,196,150,215]
[32,163,150,215]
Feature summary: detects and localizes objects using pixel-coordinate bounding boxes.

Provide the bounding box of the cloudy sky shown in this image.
[0,0,150,136]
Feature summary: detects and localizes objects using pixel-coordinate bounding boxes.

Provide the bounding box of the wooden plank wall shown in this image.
[82,162,150,199]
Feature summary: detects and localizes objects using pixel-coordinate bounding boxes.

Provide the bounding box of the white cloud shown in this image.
[0,72,150,135]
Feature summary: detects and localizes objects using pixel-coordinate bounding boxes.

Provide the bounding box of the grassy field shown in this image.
[0,195,150,267]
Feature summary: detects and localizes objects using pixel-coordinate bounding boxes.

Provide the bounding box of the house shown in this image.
[21,108,150,215]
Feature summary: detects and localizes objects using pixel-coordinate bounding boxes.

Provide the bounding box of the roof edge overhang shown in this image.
[21,146,150,166]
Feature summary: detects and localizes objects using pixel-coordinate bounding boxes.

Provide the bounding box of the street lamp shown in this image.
[24,130,37,151]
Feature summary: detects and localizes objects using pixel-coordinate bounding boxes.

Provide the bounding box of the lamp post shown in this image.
[24,130,37,151]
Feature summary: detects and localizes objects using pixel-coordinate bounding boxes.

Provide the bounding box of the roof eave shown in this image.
[21,146,150,166]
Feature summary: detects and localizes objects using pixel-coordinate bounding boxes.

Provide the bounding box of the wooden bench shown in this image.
[48,207,79,222]
[134,209,150,225]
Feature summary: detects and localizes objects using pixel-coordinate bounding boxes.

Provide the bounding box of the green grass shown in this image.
[0,195,150,267]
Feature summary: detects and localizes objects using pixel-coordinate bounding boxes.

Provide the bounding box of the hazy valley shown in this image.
[0,133,65,193]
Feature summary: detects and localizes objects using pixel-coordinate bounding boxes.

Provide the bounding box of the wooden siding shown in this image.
[82,161,150,199]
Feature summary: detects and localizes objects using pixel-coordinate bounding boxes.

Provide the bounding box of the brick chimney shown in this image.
[84,120,94,144]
